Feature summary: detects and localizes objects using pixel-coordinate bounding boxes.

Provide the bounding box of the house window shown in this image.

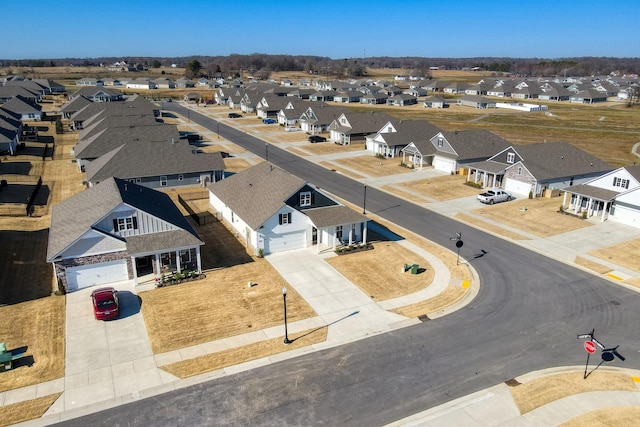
[336,225,343,239]
[160,176,168,186]
[279,212,292,225]
[507,152,515,164]
[613,177,630,189]
[114,215,138,232]
[517,167,523,176]
[300,191,312,207]
[437,138,443,147]
[178,174,184,182]
[179,249,191,264]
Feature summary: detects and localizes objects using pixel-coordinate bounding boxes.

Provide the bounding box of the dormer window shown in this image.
[507,152,515,164]
[300,191,312,207]
[613,177,630,189]
[114,215,138,232]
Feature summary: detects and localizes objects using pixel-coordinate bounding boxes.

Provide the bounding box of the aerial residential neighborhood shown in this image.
[1,47,640,426]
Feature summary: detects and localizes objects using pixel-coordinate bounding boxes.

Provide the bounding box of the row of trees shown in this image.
[3,55,639,79]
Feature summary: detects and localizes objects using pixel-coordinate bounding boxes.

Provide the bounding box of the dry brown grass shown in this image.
[301,140,364,156]
[0,393,61,427]
[0,297,65,392]
[574,256,613,274]
[326,242,435,301]
[395,174,484,201]
[470,196,593,238]
[560,406,640,426]
[587,238,640,273]
[318,161,366,179]
[455,213,531,240]
[140,263,316,354]
[391,285,468,318]
[160,328,327,379]
[328,154,414,179]
[380,185,431,204]
[510,371,637,414]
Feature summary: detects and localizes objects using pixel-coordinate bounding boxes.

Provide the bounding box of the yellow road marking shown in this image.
[606,273,623,281]
[632,376,640,383]
[462,280,470,289]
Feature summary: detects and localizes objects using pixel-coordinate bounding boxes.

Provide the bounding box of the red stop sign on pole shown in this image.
[584,340,596,354]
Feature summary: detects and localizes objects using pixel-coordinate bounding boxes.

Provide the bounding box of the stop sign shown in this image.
[584,340,596,354]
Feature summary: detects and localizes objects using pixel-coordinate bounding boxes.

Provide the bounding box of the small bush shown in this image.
[559,205,564,212]
[528,190,533,199]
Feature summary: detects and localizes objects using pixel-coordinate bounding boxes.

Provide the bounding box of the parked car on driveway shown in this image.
[308,135,327,143]
[228,112,242,118]
[91,287,120,321]
[477,188,512,204]
[262,118,276,124]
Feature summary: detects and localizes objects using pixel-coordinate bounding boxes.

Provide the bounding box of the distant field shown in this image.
[2,65,639,167]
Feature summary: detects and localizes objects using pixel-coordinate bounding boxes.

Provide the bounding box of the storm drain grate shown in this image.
[418,314,430,322]
[610,300,621,305]
[505,379,521,387]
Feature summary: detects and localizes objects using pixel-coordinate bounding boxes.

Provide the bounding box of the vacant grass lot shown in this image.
[0,297,65,393]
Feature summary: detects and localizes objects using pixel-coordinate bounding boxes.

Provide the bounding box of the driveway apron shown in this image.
[63,280,164,411]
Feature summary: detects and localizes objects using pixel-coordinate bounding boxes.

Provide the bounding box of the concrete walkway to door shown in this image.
[266,248,417,344]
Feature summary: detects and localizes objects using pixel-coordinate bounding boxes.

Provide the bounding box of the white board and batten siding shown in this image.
[95,204,179,238]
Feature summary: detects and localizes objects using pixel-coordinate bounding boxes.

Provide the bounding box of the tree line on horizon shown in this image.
[2,55,639,79]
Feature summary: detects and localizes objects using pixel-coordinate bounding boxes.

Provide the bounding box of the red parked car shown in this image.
[91,287,120,320]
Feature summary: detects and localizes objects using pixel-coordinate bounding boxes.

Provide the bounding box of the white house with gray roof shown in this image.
[47,177,203,292]
[401,130,512,173]
[208,162,369,255]
[560,165,640,227]
[367,119,441,159]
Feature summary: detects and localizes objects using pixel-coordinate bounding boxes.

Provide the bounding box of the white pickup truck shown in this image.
[477,188,512,204]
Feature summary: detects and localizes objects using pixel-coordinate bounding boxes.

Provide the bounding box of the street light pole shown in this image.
[282,287,291,344]
[362,183,367,214]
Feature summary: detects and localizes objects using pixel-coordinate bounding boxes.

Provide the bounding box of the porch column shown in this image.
[175,250,181,273]
[562,191,568,209]
[601,202,608,222]
[574,196,581,214]
[155,253,161,277]
[196,247,202,273]
[332,227,337,250]
[131,255,139,285]
[418,154,423,171]
[467,168,472,182]
[348,226,353,245]
[362,223,368,245]
[588,198,595,217]
[483,173,488,188]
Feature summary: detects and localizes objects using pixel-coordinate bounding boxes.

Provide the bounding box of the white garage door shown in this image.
[611,205,640,228]
[263,232,306,254]
[433,158,455,173]
[505,179,532,196]
[66,259,129,291]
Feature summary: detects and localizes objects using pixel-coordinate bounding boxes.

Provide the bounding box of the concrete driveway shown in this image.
[62,280,171,411]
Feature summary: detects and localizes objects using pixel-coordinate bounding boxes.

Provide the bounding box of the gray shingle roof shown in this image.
[85,140,225,182]
[47,177,201,261]
[440,130,512,160]
[207,162,305,229]
[510,141,613,180]
[303,205,367,228]
[74,123,181,160]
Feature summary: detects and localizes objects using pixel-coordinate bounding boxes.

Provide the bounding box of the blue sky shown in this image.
[4,0,639,60]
